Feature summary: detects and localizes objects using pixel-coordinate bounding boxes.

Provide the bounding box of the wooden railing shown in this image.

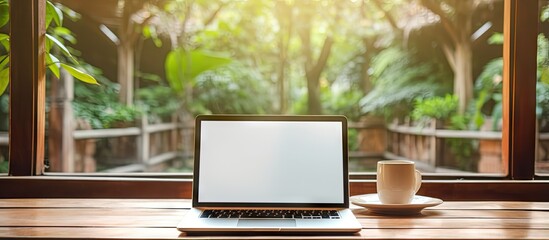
[70,116,194,173]
[0,118,547,173]
[0,115,194,173]
[385,121,549,173]
[0,119,386,173]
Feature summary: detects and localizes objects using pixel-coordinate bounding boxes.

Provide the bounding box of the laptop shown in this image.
[177,115,361,233]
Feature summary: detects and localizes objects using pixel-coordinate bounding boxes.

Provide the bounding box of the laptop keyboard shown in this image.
[199,209,341,219]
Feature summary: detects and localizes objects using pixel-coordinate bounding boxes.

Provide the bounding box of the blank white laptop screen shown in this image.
[197,120,344,204]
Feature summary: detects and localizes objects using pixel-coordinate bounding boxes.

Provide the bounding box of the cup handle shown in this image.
[414,169,422,193]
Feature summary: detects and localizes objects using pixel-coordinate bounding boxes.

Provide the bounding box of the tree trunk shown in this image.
[306,72,322,115]
[275,1,291,114]
[277,42,287,113]
[117,41,134,105]
[296,2,334,115]
[304,37,333,115]
[453,39,473,114]
[420,0,475,114]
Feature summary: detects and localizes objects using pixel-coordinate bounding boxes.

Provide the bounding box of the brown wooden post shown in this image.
[48,69,75,172]
[170,114,178,154]
[429,120,438,169]
[502,0,538,179]
[138,114,150,170]
[117,1,145,106]
[9,0,46,176]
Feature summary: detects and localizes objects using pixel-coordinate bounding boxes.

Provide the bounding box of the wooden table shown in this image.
[0,199,548,239]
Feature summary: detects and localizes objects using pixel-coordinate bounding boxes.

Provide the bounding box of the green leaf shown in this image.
[46,1,54,28]
[59,5,80,21]
[165,51,184,93]
[0,33,8,41]
[60,63,99,85]
[0,67,8,96]
[542,5,549,22]
[542,67,549,85]
[0,2,8,28]
[142,25,152,38]
[0,55,8,70]
[46,53,60,78]
[152,38,162,48]
[142,25,162,47]
[53,27,76,44]
[165,49,231,95]
[53,3,64,26]
[46,33,77,63]
[0,33,9,51]
[46,1,63,27]
[488,33,504,45]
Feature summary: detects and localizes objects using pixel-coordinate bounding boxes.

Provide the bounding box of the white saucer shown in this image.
[350,194,443,215]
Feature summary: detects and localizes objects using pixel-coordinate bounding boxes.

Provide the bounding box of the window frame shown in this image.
[1,0,549,200]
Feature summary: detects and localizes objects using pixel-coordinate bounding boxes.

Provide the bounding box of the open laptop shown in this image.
[177,115,361,233]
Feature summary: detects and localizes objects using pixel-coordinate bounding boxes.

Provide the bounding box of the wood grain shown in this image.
[0,199,547,239]
[0,198,192,209]
[0,227,548,240]
[350,180,549,201]
[9,0,46,176]
[2,198,548,210]
[502,0,538,180]
[3,177,549,201]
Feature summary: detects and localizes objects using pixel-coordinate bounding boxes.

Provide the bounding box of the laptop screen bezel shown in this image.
[192,115,350,208]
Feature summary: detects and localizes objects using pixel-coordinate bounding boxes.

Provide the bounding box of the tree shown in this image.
[274,0,292,113]
[370,0,495,114]
[145,0,231,114]
[295,1,337,114]
[416,0,495,113]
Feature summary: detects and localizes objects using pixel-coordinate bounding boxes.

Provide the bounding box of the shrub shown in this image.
[72,64,142,128]
[412,94,458,126]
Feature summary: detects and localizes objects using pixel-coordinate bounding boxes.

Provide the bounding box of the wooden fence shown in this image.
[1,118,548,173]
[71,116,193,173]
[0,119,386,173]
[385,121,549,173]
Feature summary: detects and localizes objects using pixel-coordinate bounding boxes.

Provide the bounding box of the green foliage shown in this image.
[360,46,449,118]
[322,88,364,122]
[446,114,477,171]
[475,33,549,130]
[347,128,359,152]
[165,48,231,94]
[473,57,503,130]
[0,0,98,96]
[142,25,162,48]
[488,33,504,45]
[0,157,7,173]
[0,1,8,28]
[60,63,98,85]
[412,94,459,125]
[0,94,7,131]
[0,67,7,95]
[191,62,273,114]
[72,64,140,129]
[538,34,549,120]
[537,82,549,119]
[542,4,549,22]
[291,85,363,121]
[136,86,181,123]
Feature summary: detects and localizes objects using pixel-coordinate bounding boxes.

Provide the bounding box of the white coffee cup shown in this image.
[376,160,422,204]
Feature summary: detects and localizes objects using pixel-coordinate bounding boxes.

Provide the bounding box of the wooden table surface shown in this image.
[0,198,548,239]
